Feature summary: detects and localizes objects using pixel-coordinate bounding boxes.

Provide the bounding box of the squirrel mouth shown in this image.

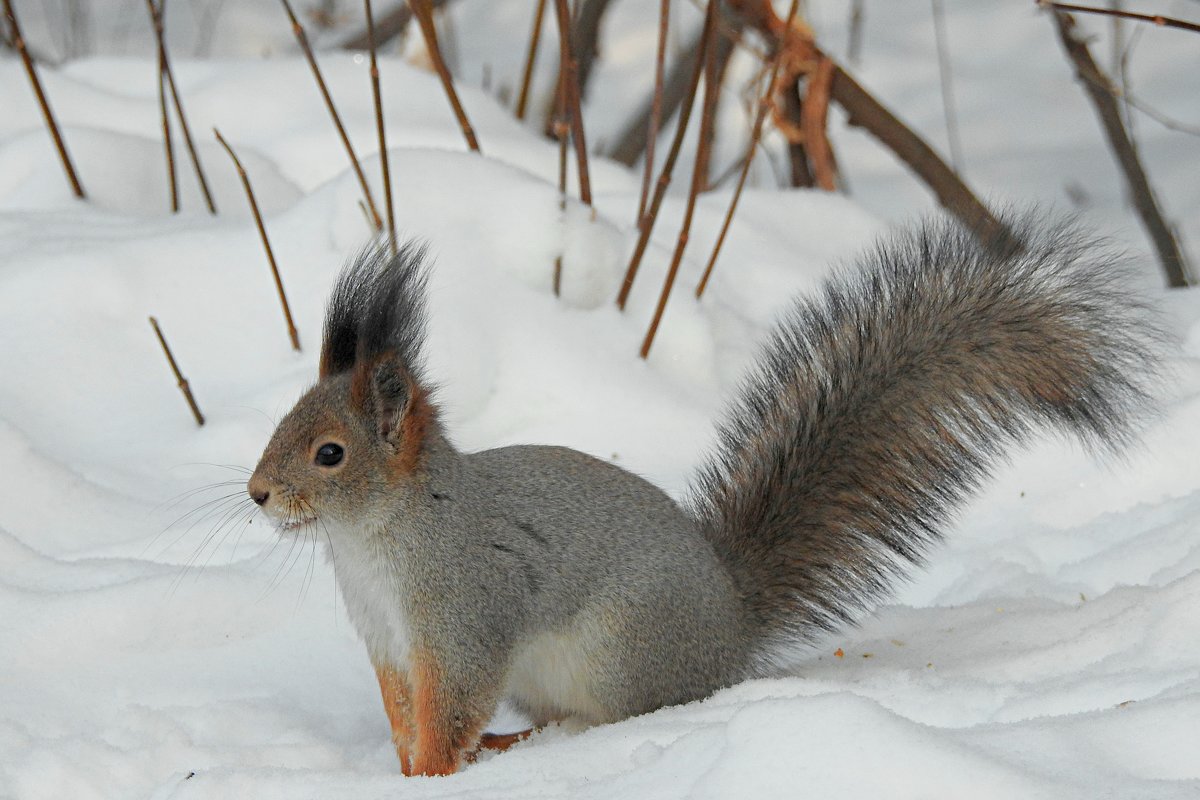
[277,517,317,533]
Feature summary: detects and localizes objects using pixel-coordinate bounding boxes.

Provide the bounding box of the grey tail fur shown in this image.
[319,240,430,380]
[686,213,1164,669]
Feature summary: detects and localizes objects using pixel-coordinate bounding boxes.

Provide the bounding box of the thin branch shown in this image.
[2,0,86,198]
[636,0,670,224]
[409,0,481,152]
[1048,10,1191,286]
[847,0,864,65]
[146,0,217,214]
[214,129,304,350]
[280,0,383,230]
[154,17,179,214]
[1038,2,1200,35]
[365,0,396,252]
[616,0,716,310]
[149,316,205,426]
[697,0,801,299]
[552,0,592,205]
[515,0,547,120]
[640,6,723,359]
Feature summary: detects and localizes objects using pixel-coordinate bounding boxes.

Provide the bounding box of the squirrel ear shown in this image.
[351,353,413,447]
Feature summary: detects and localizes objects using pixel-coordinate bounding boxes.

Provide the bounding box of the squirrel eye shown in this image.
[315,443,344,467]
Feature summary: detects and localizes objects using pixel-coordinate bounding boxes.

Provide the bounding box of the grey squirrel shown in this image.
[247,214,1161,776]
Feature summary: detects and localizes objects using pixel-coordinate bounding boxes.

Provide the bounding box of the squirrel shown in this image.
[247,213,1162,776]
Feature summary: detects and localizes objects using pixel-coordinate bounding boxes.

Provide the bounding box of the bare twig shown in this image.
[636,0,670,224]
[146,0,217,214]
[724,0,1013,247]
[149,316,205,426]
[515,0,547,120]
[280,0,383,230]
[410,0,481,152]
[552,0,592,205]
[553,45,568,298]
[930,0,963,172]
[1048,10,1191,286]
[2,0,86,198]
[1038,2,1200,35]
[365,0,396,252]
[616,0,716,310]
[214,129,304,350]
[697,0,800,299]
[640,8,723,359]
[154,24,179,214]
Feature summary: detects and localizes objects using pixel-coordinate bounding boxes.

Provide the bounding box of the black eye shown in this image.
[315,443,344,467]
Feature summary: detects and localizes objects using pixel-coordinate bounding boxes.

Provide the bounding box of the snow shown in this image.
[2,1,1198,797]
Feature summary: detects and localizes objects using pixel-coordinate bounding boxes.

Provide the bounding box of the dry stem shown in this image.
[409,0,481,152]
[155,32,179,213]
[3,0,86,198]
[639,7,722,359]
[146,0,217,214]
[696,0,800,299]
[214,128,304,350]
[552,0,592,205]
[365,0,396,252]
[1038,2,1200,34]
[636,0,670,224]
[149,316,205,426]
[280,0,383,230]
[615,0,716,310]
[1049,11,1191,286]
[515,0,547,120]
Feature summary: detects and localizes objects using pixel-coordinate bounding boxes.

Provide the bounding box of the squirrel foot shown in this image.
[463,727,538,763]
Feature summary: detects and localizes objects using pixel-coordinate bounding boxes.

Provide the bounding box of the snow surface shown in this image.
[1,1,1199,798]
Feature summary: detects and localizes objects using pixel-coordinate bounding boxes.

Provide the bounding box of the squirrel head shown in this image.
[248,242,435,532]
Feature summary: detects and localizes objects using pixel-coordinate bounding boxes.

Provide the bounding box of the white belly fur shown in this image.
[504,616,609,724]
[323,527,412,668]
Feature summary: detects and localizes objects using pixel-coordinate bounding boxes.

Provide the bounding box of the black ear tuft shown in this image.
[319,240,430,381]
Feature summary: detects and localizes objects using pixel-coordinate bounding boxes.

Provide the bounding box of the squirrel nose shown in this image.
[251,489,270,506]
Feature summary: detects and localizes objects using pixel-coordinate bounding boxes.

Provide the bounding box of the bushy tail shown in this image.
[687,213,1164,670]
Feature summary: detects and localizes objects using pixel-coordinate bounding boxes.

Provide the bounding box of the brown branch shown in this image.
[154,26,178,214]
[636,0,670,223]
[640,5,722,359]
[515,0,547,120]
[1039,2,1200,35]
[409,0,481,152]
[552,0,592,205]
[3,0,86,198]
[616,0,716,310]
[1049,10,1191,286]
[800,55,836,191]
[146,0,217,214]
[697,0,800,299]
[365,0,397,252]
[280,0,383,230]
[724,0,1010,247]
[214,129,303,350]
[149,316,205,426]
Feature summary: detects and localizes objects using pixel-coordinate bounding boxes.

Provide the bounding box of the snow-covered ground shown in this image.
[1,1,1198,797]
